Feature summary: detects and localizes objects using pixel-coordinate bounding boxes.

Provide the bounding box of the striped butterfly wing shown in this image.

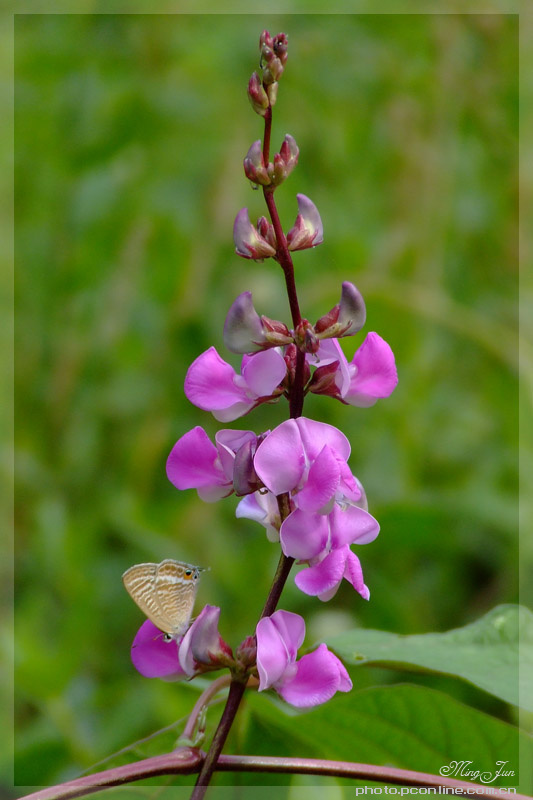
[122,562,178,637]
[122,559,200,639]
[154,560,200,638]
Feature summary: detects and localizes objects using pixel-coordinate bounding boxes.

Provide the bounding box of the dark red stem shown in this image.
[189,679,247,800]
[191,75,307,798]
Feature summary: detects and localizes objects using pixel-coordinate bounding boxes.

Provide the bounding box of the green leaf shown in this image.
[325,605,532,710]
[244,684,532,794]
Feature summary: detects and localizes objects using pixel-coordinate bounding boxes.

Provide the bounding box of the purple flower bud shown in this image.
[256,216,277,251]
[235,634,257,670]
[272,33,288,67]
[179,605,233,676]
[260,32,288,84]
[315,282,366,339]
[271,134,299,185]
[232,436,263,496]
[233,208,276,260]
[259,30,273,50]
[243,140,271,186]
[247,72,269,117]
[286,194,324,251]
[224,291,268,353]
[293,319,319,354]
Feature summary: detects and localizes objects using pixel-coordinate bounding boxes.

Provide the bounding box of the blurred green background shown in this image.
[14,12,519,792]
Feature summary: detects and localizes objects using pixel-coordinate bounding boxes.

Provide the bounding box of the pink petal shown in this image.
[297,445,340,512]
[211,401,255,423]
[278,644,352,707]
[294,548,346,597]
[344,549,370,600]
[236,492,280,542]
[131,620,186,680]
[255,616,291,689]
[314,339,351,396]
[329,504,380,548]
[185,347,248,411]
[242,349,287,397]
[223,291,266,354]
[269,609,306,660]
[166,427,228,492]
[215,429,257,481]
[337,459,362,503]
[179,605,228,675]
[295,417,351,463]
[254,419,306,495]
[280,510,329,560]
[346,332,398,407]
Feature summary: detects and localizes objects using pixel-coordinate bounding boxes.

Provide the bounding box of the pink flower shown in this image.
[131,620,188,681]
[311,333,398,407]
[185,346,287,422]
[166,427,258,502]
[130,606,231,680]
[256,610,352,707]
[253,417,361,511]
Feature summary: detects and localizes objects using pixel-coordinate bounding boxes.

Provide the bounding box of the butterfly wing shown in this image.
[154,560,199,639]
[122,562,179,637]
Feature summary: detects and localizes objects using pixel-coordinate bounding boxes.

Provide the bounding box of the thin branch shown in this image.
[182,675,232,742]
[18,752,532,800]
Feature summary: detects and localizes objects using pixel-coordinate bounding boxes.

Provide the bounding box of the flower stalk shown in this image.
[121,27,397,800]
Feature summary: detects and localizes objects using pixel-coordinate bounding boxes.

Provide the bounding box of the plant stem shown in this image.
[189,679,248,799]
[182,674,232,743]
[20,753,531,800]
[190,83,306,799]
[263,189,302,329]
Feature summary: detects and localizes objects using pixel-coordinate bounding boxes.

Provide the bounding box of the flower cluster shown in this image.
[124,29,398,711]
[132,606,350,709]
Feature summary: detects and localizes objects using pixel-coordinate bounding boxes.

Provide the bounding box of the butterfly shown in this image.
[122,559,203,641]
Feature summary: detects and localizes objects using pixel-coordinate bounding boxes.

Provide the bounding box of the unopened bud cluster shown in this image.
[224,282,366,356]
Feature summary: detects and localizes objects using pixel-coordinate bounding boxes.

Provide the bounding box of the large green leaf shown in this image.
[325,605,532,710]
[243,684,532,794]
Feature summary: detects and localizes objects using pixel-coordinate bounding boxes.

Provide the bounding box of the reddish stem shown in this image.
[18,753,530,800]
[191,71,307,799]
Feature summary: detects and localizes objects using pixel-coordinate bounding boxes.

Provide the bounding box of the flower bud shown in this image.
[247,72,269,117]
[284,343,311,387]
[259,30,273,50]
[271,134,299,186]
[260,315,293,347]
[308,360,342,398]
[267,81,278,107]
[235,635,257,671]
[233,435,267,496]
[178,606,233,676]
[293,319,319,354]
[286,194,324,251]
[315,282,366,338]
[243,140,271,186]
[256,216,277,251]
[233,208,276,260]
[260,31,288,84]
[224,291,268,353]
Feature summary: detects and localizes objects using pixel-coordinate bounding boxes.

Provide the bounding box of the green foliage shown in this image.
[14,12,521,794]
[326,604,532,710]
[241,685,532,794]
